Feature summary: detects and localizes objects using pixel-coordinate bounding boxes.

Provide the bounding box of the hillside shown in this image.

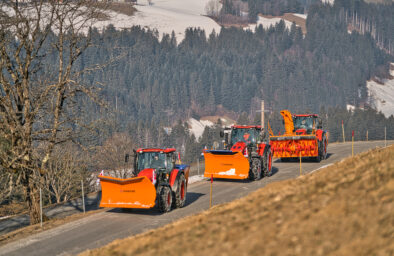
[82,145,394,256]
[367,63,394,117]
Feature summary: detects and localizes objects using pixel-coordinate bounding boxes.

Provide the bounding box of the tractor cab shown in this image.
[222,125,265,149]
[134,148,176,175]
[293,114,322,135]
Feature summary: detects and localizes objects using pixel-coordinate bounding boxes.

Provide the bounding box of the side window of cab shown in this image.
[166,153,174,171]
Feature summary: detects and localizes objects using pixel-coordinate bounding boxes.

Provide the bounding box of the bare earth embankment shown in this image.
[82,145,394,256]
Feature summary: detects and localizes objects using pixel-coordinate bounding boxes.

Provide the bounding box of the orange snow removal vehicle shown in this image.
[98,148,189,213]
[269,110,328,162]
[204,125,272,180]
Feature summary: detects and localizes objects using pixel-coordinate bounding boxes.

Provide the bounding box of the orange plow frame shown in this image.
[203,151,250,179]
[270,135,318,158]
[99,175,156,209]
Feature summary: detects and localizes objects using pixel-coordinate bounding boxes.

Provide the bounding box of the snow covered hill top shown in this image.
[367,63,394,118]
[95,0,221,42]
[188,116,235,139]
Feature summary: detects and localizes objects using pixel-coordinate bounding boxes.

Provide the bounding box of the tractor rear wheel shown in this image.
[249,158,262,181]
[173,174,187,208]
[158,186,172,213]
[263,148,272,177]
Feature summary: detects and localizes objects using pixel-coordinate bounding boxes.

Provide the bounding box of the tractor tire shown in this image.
[263,148,272,177]
[315,140,323,163]
[322,136,328,160]
[173,174,187,208]
[249,158,262,181]
[158,186,172,213]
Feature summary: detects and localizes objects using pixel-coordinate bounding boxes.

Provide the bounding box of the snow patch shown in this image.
[367,66,394,118]
[218,168,236,176]
[293,13,307,19]
[346,104,356,112]
[188,118,214,139]
[246,16,295,31]
[322,0,334,5]
[188,175,205,184]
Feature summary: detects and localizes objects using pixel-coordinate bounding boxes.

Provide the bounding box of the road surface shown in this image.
[0,141,391,256]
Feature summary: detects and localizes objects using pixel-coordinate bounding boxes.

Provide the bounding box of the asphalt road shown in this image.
[0,141,391,256]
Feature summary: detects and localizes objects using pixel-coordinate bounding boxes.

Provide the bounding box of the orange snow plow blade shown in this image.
[204,150,250,179]
[270,135,318,158]
[99,175,156,209]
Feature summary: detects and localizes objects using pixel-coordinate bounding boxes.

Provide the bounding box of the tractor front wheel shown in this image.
[158,186,172,213]
[263,149,272,177]
[249,158,262,181]
[173,174,187,208]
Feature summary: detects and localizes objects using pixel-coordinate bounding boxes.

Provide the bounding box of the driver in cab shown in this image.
[243,132,251,144]
[151,154,165,169]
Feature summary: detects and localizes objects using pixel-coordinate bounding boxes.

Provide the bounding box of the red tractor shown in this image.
[99,148,189,213]
[204,125,272,180]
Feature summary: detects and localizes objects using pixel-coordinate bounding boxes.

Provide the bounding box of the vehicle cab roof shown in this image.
[136,148,176,153]
[293,114,319,117]
[232,125,262,129]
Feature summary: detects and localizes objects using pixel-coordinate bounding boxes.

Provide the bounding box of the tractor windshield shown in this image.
[137,152,166,172]
[230,128,259,146]
[293,116,315,131]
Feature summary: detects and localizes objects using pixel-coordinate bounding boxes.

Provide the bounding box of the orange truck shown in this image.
[204,125,272,180]
[98,148,189,213]
[269,110,328,162]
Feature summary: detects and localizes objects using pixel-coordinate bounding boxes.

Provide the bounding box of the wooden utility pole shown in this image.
[261,100,265,129]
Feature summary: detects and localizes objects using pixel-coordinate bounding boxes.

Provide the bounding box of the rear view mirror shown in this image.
[317,118,323,129]
[172,154,176,163]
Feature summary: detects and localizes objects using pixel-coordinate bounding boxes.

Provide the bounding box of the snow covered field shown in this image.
[246,16,295,31]
[367,65,394,118]
[95,0,221,42]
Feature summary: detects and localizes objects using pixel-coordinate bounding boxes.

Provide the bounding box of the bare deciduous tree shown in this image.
[43,142,87,204]
[93,132,135,172]
[0,1,105,224]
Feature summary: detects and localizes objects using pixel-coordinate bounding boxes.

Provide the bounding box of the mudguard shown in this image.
[99,175,156,209]
[203,150,250,179]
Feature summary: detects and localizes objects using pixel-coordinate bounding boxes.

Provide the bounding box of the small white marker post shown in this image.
[197,158,200,176]
[385,127,387,147]
[40,188,43,228]
[81,180,85,214]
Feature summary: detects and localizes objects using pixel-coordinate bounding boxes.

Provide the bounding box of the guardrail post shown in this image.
[342,120,345,143]
[81,180,85,214]
[210,174,213,208]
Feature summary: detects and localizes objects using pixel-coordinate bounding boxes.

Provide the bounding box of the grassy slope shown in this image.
[82,145,394,256]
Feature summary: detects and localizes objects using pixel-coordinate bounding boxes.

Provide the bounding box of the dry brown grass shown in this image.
[81,145,394,256]
[95,2,137,17]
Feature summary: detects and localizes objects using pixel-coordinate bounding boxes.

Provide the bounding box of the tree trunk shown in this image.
[22,173,48,225]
